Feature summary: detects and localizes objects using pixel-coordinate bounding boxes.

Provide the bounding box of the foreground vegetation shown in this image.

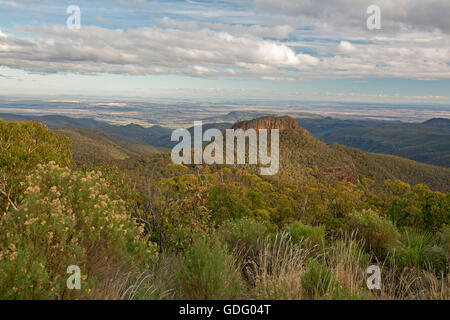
[0,120,449,299]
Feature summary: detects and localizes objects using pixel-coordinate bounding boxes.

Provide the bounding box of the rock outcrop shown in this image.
[232,116,298,131]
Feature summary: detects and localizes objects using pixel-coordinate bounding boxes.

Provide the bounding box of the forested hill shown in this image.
[0,113,172,147]
[298,117,450,167]
[1,112,449,169]
[423,118,450,127]
[231,116,450,192]
[54,127,160,165]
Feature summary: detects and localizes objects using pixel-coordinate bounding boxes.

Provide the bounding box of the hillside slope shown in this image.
[234,116,450,192]
[55,127,160,165]
[334,145,450,192]
[298,117,450,167]
[0,113,172,147]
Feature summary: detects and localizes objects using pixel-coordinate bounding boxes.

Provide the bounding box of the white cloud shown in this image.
[203,22,294,39]
[338,41,356,53]
[0,24,319,79]
[0,1,449,81]
[320,37,450,79]
[159,17,294,39]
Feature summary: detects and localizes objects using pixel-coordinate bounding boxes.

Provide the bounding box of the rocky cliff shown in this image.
[232,116,298,131]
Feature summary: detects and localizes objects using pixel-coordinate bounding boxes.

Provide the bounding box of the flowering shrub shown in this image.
[0,162,157,299]
[0,120,71,212]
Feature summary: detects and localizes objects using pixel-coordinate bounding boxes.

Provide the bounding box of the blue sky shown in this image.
[0,0,449,103]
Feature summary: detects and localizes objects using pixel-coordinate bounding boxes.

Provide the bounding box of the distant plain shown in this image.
[0,96,448,128]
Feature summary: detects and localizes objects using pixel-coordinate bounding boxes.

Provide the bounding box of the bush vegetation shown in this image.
[218,217,268,256]
[348,209,400,256]
[0,120,71,212]
[0,162,156,299]
[286,221,325,248]
[174,237,243,299]
[389,228,447,271]
[301,260,339,299]
[1,121,449,300]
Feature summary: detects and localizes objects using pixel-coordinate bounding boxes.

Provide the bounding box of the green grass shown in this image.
[286,221,325,248]
[389,229,447,270]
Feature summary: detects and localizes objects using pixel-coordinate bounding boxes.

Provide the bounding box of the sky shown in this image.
[0,0,449,103]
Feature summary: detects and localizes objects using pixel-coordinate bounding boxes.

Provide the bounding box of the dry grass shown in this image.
[327,232,372,299]
[378,267,449,300]
[101,232,448,300]
[246,232,312,299]
[95,254,177,300]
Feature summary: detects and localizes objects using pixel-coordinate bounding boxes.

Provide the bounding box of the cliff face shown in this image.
[232,116,298,131]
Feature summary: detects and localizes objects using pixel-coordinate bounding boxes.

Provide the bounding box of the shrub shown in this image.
[166,226,192,252]
[0,163,156,299]
[207,184,251,224]
[389,229,447,271]
[0,121,71,212]
[218,218,268,254]
[387,184,449,232]
[286,221,325,248]
[175,237,243,299]
[301,260,339,299]
[348,209,400,256]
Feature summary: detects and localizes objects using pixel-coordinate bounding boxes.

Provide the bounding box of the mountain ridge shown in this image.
[0,114,450,179]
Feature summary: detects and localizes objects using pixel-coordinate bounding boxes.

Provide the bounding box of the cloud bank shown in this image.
[0,0,449,81]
